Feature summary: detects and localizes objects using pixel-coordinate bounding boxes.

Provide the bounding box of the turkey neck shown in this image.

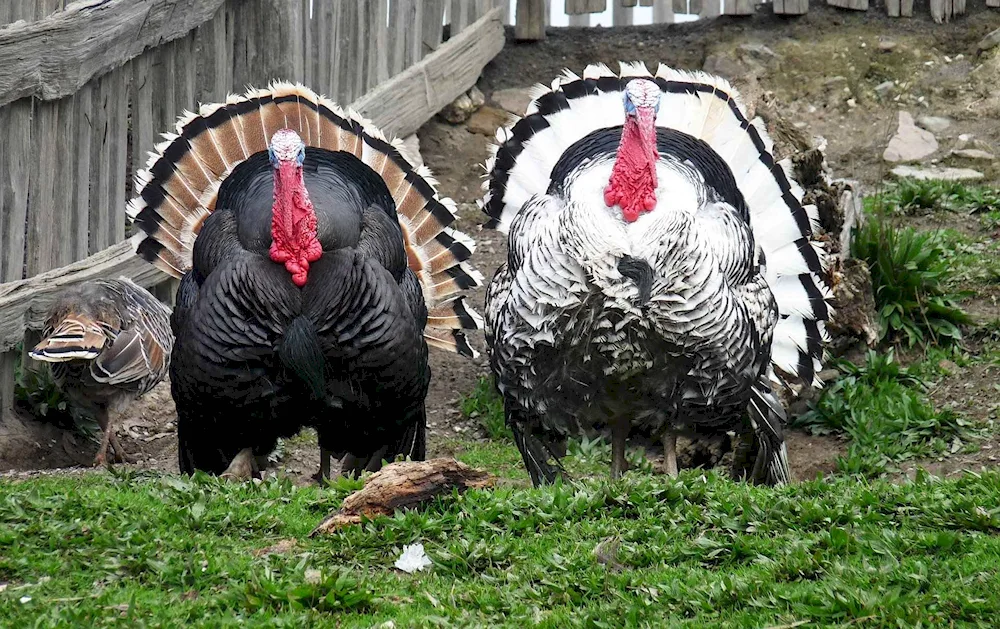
[604,108,659,223]
[270,160,322,287]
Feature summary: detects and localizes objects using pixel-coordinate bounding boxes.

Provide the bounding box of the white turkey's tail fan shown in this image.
[129,81,484,358]
[480,62,831,386]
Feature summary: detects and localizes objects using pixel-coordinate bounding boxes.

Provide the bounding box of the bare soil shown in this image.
[3,6,999,483]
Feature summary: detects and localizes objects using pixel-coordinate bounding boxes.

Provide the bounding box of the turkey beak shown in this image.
[617,256,653,306]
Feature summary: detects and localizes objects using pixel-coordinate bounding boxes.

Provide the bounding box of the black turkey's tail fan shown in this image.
[746,377,791,486]
[480,62,832,387]
[128,81,484,357]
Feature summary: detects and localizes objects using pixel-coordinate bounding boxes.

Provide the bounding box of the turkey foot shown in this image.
[662,432,678,477]
[314,447,333,483]
[221,448,259,481]
[610,422,629,479]
[93,409,128,467]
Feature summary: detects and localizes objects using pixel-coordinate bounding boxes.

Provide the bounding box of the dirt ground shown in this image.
[3,6,1000,483]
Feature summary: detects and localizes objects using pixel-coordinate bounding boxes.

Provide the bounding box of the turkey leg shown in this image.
[317,447,332,482]
[610,421,629,479]
[221,447,258,481]
[662,431,678,477]
[93,408,114,467]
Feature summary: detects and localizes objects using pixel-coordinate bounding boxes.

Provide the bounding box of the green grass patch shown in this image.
[460,376,512,441]
[852,213,971,346]
[794,351,981,477]
[879,179,1000,215]
[4,470,1000,626]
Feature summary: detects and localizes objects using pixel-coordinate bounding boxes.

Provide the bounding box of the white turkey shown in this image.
[128,82,483,480]
[480,63,832,486]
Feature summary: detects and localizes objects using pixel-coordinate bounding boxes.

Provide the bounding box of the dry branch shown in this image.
[0,0,227,108]
[351,7,505,139]
[310,458,495,535]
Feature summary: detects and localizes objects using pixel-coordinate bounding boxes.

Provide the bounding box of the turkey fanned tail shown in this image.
[482,62,832,387]
[128,81,484,357]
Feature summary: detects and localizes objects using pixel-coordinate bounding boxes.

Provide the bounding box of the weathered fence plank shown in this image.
[353,7,505,137]
[773,0,808,13]
[0,0,228,108]
[26,101,59,277]
[422,0,445,56]
[516,0,546,39]
[723,0,755,14]
[827,0,868,9]
[72,86,92,261]
[1,102,30,282]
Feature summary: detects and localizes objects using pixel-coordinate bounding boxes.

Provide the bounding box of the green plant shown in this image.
[883,179,1000,215]
[852,216,971,346]
[460,376,512,440]
[14,362,98,438]
[794,350,979,477]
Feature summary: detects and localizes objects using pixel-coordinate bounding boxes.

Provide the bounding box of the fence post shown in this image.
[515,0,546,40]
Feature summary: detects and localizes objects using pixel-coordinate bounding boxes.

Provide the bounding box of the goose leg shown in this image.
[662,431,678,477]
[610,421,629,480]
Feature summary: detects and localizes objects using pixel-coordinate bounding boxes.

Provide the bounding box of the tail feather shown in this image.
[747,379,791,486]
[480,62,831,387]
[129,81,483,358]
[30,317,108,362]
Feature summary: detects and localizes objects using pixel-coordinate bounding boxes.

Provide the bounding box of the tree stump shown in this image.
[310,458,495,535]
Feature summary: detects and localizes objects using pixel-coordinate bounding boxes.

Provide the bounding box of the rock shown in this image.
[978,27,1000,55]
[916,115,951,133]
[737,42,780,63]
[877,39,897,53]
[438,92,476,124]
[702,52,750,81]
[468,86,485,109]
[890,165,984,181]
[397,134,423,167]
[467,106,510,137]
[951,148,996,161]
[883,111,938,162]
[490,87,534,115]
[874,80,895,96]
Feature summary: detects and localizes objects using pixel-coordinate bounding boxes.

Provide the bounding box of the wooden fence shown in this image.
[0,0,506,424]
[515,0,984,33]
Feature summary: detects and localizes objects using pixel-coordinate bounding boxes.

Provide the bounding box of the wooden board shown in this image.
[71,85,92,261]
[0,241,168,353]
[421,0,445,56]
[723,0,755,14]
[1,100,31,282]
[565,0,606,11]
[515,0,546,40]
[0,0,229,108]
[651,0,675,21]
[989,0,1000,8]
[25,99,60,277]
[352,8,505,138]
[773,0,808,13]
[901,0,914,16]
[826,0,868,9]
[930,0,949,22]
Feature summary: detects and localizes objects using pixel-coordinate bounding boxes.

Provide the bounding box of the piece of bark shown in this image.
[310,458,495,535]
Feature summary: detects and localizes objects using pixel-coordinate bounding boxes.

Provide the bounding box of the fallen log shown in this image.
[310,458,495,535]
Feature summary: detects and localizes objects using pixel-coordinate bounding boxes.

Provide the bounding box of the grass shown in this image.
[5,469,1000,627]
[880,179,1000,216]
[794,351,981,478]
[853,205,972,347]
[460,376,512,441]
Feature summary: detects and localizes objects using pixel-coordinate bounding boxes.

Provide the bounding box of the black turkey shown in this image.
[480,63,832,486]
[128,82,483,479]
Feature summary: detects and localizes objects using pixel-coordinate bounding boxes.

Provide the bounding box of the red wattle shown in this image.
[604,108,659,223]
[270,161,322,287]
